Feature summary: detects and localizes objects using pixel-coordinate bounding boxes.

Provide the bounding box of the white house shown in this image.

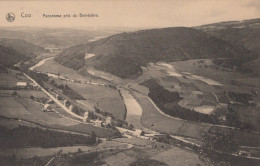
[105,117,112,125]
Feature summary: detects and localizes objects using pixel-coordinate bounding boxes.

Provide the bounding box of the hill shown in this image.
[0,45,29,66]
[0,28,125,49]
[56,27,254,78]
[0,38,46,66]
[0,38,45,58]
[195,18,260,75]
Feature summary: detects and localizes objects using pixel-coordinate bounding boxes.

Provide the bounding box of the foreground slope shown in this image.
[56,27,253,78]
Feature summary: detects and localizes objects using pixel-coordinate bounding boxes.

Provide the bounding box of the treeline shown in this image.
[0,126,97,148]
[141,79,218,124]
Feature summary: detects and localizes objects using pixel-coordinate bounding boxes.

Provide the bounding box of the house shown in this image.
[83,111,89,121]
[94,120,103,127]
[105,117,112,125]
[16,82,27,87]
[43,104,52,112]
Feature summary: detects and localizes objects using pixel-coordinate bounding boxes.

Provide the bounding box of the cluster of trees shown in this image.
[141,79,181,104]
[0,126,97,148]
[228,92,254,106]
[50,80,85,100]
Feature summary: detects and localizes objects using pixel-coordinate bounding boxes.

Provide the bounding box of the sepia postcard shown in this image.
[0,0,259,165]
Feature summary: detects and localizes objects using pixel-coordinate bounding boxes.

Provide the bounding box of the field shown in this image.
[102,137,203,166]
[133,92,211,141]
[54,79,126,120]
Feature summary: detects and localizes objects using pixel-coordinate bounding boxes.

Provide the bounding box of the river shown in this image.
[29,57,54,71]
[119,88,143,129]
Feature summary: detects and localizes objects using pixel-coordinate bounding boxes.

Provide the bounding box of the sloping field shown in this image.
[0,73,21,87]
[0,96,116,138]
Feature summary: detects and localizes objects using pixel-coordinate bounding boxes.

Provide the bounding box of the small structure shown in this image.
[43,104,52,112]
[238,150,251,157]
[17,82,27,87]
[64,100,71,107]
[46,99,54,104]
[93,120,103,127]
[105,117,112,125]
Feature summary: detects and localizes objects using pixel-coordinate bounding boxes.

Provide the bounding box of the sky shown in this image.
[0,0,259,29]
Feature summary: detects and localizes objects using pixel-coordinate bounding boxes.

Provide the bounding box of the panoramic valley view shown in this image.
[0,1,260,165]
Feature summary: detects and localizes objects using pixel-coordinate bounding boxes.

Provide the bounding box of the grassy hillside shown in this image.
[56,27,253,78]
[0,38,45,58]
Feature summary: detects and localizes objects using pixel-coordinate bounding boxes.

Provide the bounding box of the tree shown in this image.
[91,131,97,144]
[200,130,238,165]
[226,106,240,128]
[128,124,134,130]
[78,148,82,153]
[30,95,35,100]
